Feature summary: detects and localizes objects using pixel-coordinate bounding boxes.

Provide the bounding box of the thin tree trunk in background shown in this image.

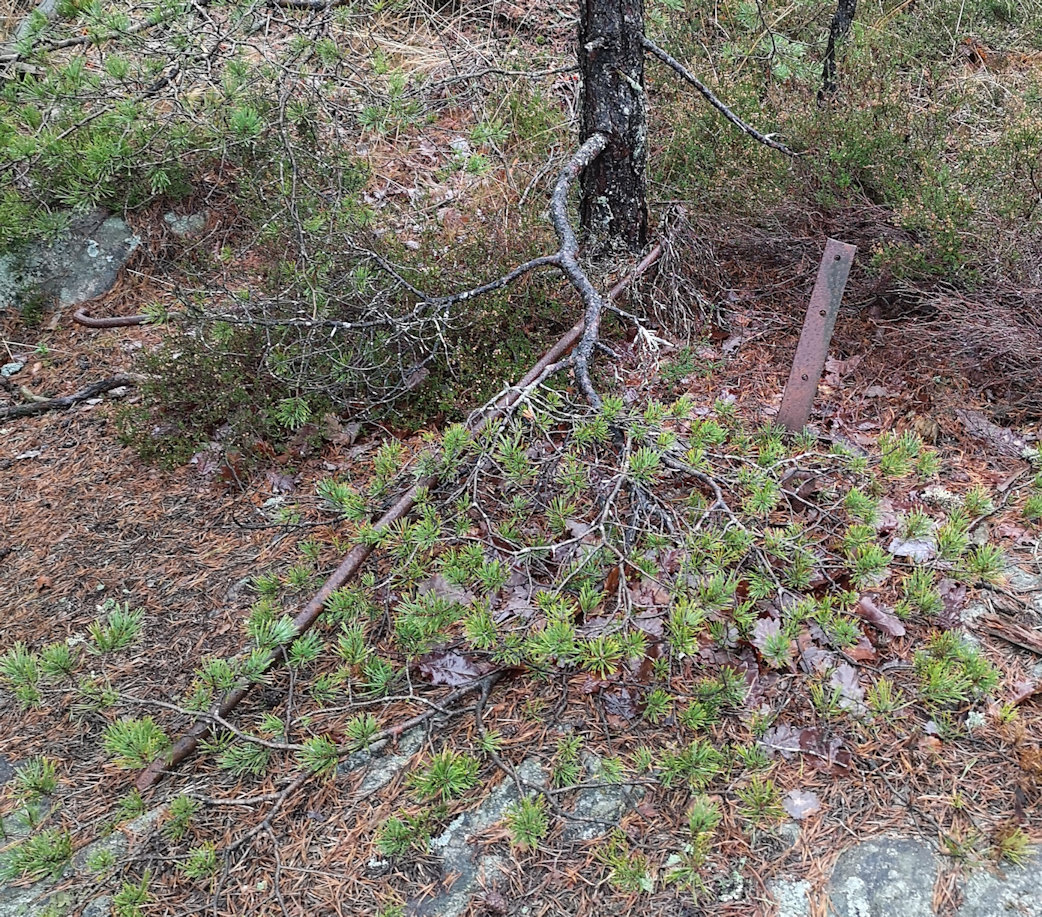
[820,0,857,100]
[578,0,648,254]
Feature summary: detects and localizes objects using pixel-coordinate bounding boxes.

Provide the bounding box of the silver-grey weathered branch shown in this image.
[641,35,796,157]
[236,132,619,408]
[550,132,612,407]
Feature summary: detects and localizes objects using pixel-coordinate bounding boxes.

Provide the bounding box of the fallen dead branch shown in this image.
[978,615,1042,657]
[0,374,139,421]
[135,241,663,791]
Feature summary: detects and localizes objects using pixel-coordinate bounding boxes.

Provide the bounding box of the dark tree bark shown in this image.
[820,0,857,100]
[578,0,648,254]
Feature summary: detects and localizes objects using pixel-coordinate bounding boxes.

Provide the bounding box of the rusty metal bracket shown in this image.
[777,238,857,432]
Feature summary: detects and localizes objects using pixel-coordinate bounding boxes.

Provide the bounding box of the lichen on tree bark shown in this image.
[577,0,649,255]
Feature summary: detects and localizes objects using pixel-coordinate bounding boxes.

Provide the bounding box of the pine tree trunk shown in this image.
[820,0,857,98]
[577,0,648,254]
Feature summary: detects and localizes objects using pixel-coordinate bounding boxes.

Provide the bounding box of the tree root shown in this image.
[72,307,149,328]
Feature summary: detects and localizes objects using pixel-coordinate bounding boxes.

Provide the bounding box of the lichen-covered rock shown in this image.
[414,758,547,917]
[957,851,1042,917]
[0,210,139,312]
[828,836,938,917]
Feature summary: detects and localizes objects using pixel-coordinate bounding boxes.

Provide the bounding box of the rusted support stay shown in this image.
[135,243,662,791]
[776,238,856,433]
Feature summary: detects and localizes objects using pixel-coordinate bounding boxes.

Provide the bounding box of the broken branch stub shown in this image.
[777,238,856,433]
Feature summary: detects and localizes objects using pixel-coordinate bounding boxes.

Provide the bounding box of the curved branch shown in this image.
[641,35,796,157]
[434,253,563,308]
[0,10,180,66]
[549,132,612,407]
[73,307,148,328]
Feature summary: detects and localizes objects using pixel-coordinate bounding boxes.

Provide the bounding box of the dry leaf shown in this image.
[888,535,937,563]
[783,788,822,820]
[830,663,865,711]
[414,650,494,687]
[854,596,906,637]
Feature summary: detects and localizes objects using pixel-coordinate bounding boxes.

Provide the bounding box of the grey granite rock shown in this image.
[0,755,14,788]
[0,884,70,917]
[828,836,938,917]
[770,878,812,917]
[415,758,547,917]
[338,725,426,795]
[956,850,1042,917]
[561,752,644,842]
[81,896,112,917]
[0,210,139,312]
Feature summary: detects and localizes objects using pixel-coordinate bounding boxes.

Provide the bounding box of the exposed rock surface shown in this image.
[560,751,645,842]
[828,836,938,917]
[413,758,547,917]
[956,850,1042,917]
[0,210,139,312]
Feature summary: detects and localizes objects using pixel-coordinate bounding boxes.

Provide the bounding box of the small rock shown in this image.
[416,759,546,917]
[339,725,425,794]
[1,362,23,377]
[1006,565,1042,592]
[770,878,812,917]
[162,211,208,237]
[922,485,961,509]
[962,602,988,625]
[449,137,472,158]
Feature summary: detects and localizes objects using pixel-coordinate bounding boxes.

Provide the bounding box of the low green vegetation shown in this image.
[2,0,1041,911]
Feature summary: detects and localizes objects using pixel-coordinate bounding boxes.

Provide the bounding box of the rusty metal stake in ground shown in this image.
[776,238,857,433]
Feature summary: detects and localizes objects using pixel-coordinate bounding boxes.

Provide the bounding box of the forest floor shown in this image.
[2,2,1042,916]
[2,216,1042,915]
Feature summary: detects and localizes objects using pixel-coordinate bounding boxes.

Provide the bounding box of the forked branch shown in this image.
[227,132,621,408]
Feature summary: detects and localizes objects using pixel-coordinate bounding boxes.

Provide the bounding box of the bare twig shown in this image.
[0,6,186,67]
[641,35,796,157]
